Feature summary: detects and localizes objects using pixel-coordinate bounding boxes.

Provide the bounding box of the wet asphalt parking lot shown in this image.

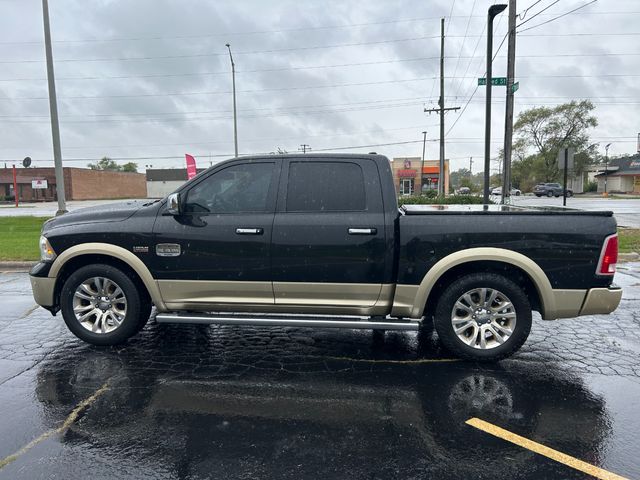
[0,266,639,479]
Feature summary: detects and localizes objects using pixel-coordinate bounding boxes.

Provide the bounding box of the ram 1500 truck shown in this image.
[29,154,622,360]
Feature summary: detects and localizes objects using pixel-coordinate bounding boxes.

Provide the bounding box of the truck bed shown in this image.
[401,204,614,216]
[397,203,617,290]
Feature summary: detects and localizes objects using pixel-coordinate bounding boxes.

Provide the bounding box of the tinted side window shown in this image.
[286,161,366,212]
[184,162,274,214]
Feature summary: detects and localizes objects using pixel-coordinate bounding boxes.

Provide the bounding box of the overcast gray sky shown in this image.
[0,0,638,172]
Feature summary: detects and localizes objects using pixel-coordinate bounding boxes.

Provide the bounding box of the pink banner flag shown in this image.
[185,154,197,179]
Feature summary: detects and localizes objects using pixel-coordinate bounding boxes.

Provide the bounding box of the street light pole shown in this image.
[421,131,427,195]
[42,0,67,215]
[225,43,238,158]
[604,143,611,196]
[483,4,507,205]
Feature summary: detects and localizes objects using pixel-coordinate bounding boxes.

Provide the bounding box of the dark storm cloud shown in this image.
[0,0,638,170]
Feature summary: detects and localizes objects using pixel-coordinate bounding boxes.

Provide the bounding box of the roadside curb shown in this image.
[0,261,35,272]
[619,252,640,263]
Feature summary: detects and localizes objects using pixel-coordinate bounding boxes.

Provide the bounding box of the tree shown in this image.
[121,162,138,172]
[87,157,138,173]
[88,157,120,171]
[513,100,598,183]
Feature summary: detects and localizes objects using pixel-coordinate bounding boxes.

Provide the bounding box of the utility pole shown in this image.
[42,0,66,215]
[298,144,311,154]
[225,43,238,157]
[469,157,473,175]
[501,0,517,205]
[424,18,460,197]
[484,4,507,204]
[421,131,427,194]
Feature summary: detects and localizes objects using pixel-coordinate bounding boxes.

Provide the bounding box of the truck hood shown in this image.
[43,200,147,232]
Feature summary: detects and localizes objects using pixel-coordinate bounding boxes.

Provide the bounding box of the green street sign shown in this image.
[512,81,520,93]
[477,77,507,86]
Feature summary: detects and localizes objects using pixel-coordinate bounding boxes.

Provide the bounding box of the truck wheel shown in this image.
[566,191,573,198]
[433,273,532,361]
[60,264,146,346]
[547,191,554,197]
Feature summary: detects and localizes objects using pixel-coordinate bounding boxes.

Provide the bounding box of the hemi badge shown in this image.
[132,246,149,253]
[156,243,181,257]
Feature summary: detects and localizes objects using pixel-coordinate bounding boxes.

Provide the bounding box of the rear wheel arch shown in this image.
[412,248,554,320]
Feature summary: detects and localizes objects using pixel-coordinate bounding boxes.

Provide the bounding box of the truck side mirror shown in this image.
[166,192,182,215]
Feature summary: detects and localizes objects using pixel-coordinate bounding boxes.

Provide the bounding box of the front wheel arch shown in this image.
[54,253,152,313]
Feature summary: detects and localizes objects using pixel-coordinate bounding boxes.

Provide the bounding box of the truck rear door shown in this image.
[271,157,387,309]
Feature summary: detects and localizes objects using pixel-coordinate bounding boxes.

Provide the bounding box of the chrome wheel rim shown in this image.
[72,277,127,334]
[451,287,516,350]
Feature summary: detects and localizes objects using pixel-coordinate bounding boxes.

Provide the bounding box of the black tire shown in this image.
[135,298,152,333]
[515,191,521,196]
[566,191,573,198]
[547,191,554,197]
[60,264,146,346]
[433,273,532,361]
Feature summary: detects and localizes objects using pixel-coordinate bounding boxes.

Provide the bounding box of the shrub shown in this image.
[584,180,598,192]
[399,194,490,205]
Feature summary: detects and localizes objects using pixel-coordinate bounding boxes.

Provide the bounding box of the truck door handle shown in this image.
[348,228,377,235]
[235,228,263,235]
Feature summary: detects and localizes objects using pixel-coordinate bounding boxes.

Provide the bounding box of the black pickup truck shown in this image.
[30,153,622,361]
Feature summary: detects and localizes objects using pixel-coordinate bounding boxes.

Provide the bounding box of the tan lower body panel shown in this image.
[274,282,382,307]
[158,280,394,316]
[30,276,56,307]
[391,285,616,321]
[579,287,623,316]
[390,284,420,318]
[545,289,587,319]
[158,280,274,308]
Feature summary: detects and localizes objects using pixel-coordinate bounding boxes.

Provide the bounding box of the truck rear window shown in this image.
[286,161,366,212]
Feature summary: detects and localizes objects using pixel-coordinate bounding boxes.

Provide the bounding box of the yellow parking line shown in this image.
[466,417,629,480]
[0,381,110,470]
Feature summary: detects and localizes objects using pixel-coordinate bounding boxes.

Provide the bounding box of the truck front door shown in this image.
[150,160,280,309]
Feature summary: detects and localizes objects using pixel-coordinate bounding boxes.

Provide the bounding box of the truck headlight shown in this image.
[39,235,56,262]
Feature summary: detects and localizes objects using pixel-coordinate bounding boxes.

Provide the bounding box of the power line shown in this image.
[449,0,478,100]
[1,10,638,46]
[516,0,561,28]
[3,30,639,65]
[518,0,545,20]
[445,32,509,136]
[518,0,600,33]
[2,93,638,120]
[0,96,428,118]
[2,51,639,83]
[5,72,640,102]
[0,123,442,150]
[0,34,442,64]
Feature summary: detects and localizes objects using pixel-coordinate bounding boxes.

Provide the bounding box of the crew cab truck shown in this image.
[30,154,622,361]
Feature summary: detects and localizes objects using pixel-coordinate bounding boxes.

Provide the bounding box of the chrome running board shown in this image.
[155,312,420,331]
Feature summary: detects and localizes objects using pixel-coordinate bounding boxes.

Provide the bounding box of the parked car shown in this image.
[491,186,521,196]
[30,153,621,361]
[533,183,573,197]
[456,187,471,195]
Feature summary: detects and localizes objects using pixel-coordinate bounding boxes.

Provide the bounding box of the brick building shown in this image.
[0,167,147,201]
[391,157,450,195]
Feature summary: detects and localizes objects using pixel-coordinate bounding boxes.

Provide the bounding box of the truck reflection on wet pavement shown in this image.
[0,267,639,479]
